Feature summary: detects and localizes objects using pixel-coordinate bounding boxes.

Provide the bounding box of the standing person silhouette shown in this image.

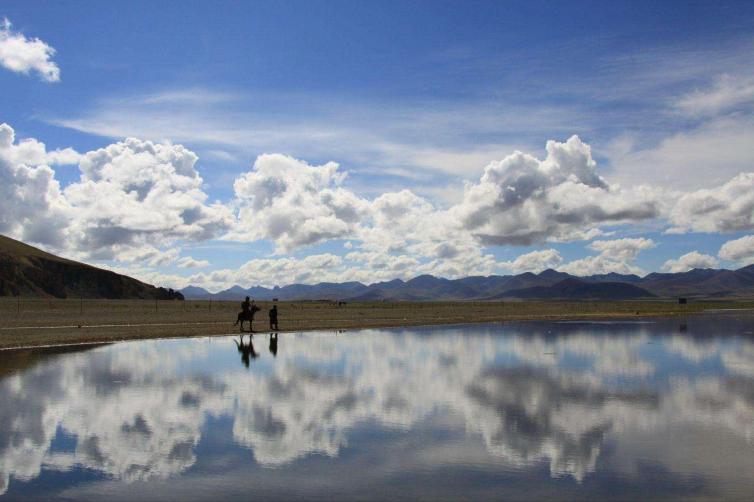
[269,304,279,331]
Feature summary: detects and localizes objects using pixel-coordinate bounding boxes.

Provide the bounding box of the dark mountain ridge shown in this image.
[496,278,655,300]
[182,264,754,301]
[0,234,183,299]
[5,234,750,302]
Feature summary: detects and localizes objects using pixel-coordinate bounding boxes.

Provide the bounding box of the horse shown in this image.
[234,305,260,332]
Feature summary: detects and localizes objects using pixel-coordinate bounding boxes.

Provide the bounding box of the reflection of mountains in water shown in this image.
[1,322,754,495]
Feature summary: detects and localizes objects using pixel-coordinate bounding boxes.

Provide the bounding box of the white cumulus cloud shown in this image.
[45,147,82,165]
[500,249,564,274]
[588,238,656,262]
[0,18,60,82]
[718,235,754,267]
[64,137,234,261]
[0,123,69,247]
[0,123,233,265]
[115,246,181,267]
[662,251,719,273]
[177,256,210,269]
[669,172,754,234]
[228,154,368,252]
[451,136,660,246]
[183,253,346,290]
[558,238,655,276]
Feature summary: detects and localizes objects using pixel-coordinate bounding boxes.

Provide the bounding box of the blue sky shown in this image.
[2,1,754,290]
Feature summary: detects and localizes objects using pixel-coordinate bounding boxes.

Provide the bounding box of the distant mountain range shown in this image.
[0,234,183,299]
[4,233,753,301]
[181,263,754,301]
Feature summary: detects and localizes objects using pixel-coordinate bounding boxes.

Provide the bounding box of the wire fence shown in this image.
[0,297,231,315]
[0,297,485,316]
[0,298,503,336]
[0,297,463,323]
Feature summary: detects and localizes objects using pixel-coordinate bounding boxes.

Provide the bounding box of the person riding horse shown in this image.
[234,296,260,332]
[234,334,258,367]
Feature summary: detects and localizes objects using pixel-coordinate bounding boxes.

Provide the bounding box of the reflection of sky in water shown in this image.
[1,313,754,500]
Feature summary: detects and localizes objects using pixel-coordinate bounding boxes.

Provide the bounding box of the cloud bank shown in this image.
[3,121,754,289]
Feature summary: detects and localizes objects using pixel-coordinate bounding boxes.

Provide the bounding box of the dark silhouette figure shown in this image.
[234,296,260,332]
[269,332,278,357]
[234,334,258,368]
[269,305,279,331]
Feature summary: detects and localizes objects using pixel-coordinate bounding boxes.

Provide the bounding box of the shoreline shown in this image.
[0,305,738,351]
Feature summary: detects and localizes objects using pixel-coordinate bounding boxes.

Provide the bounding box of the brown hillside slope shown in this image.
[0,234,183,299]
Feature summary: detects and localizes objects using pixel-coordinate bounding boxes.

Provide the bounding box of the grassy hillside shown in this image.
[0,234,183,300]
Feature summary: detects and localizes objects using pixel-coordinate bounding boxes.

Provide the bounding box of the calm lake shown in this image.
[2,314,754,500]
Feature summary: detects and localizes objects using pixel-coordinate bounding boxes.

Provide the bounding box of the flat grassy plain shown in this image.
[2,297,754,350]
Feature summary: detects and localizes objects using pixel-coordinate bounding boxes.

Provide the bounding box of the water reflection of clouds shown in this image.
[1,324,754,496]
[507,331,655,376]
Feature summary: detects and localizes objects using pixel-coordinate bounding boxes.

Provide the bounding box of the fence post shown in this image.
[155,297,158,312]
[80,295,83,315]
[17,295,20,317]
[209,299,212,312]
